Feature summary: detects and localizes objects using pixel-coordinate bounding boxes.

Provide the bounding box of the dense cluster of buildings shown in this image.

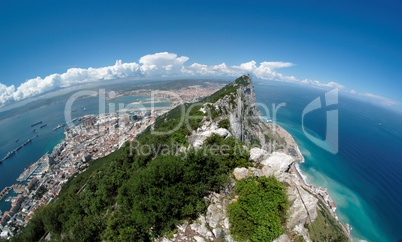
[0,110,166,239]
[0,84,221,239]
[124,83,225,104]
[312,186,338,213]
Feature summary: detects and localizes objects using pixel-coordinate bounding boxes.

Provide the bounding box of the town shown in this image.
[0,83,223,239]
[0,109,168,239]
[0,83,224,239]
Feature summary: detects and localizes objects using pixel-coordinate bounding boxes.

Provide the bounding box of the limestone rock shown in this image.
[249,147,268,162]
[193,236,205,242]
[233,167,249,180]
[287,184,318,230]
[214,128,230,138]
[273,234,291,242]
[193,139,204,149]
[223,217,230,230]
[248,167,263,177]
[260,152,293,179]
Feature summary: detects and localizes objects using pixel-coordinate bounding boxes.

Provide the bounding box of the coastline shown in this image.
[269,123,352,240]
[0,111,162,233]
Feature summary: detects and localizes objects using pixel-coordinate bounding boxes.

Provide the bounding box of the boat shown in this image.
[53,123,65,131]
[1,151,15,163]
[15,139,19,143]
[31,121,43,127]
[40,124,47,128]
[22,135,38,146]
[0,135,39,163]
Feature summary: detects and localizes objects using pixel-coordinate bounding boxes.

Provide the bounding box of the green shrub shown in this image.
[228,176,289,242]
[218,119,230,129]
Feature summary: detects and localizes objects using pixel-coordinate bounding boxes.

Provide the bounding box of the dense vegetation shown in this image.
[203,74,250,103]
[307,201,348,242]
[15,76,252,241]
[218,118,230,129]
[228,176,289,242]
[16,75,339,242]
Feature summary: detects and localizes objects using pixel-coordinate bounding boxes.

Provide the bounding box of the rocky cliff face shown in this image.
[211,75,281,151]
[158,75,325,242]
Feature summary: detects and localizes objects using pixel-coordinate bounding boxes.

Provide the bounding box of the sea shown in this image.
[255,81,402,242]
[0,80,401,241]
[0,92,171,212]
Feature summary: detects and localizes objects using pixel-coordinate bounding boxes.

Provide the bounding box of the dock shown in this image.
[0,186,11,201]
[17,163,40,182]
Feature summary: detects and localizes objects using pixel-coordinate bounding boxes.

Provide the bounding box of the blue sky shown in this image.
[0,0,401,107]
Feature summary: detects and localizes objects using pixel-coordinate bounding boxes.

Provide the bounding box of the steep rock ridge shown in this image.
[15,75,349,241]
[158,75,321,242]
[212,75,271,150]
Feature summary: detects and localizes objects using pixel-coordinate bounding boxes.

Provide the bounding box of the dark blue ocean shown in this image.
[1,81,401,241]
[255,81,402,242]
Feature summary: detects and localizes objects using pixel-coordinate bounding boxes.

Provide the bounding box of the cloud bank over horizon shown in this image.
[0,52,390,107]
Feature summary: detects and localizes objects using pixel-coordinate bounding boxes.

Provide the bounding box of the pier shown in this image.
[17,162,40,182]
[0,187,11,201]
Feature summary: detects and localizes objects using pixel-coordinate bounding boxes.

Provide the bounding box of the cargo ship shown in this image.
[0,151,14,163]
[0,135,39,164]
[40,124,47,128]
[31,121,43,127]
[53,123,66,131]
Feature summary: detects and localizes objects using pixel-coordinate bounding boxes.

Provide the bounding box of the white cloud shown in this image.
[362,93,397,106]
[0,52,348,107]
[139,52,189,76]
[300,79,344,89]
[0,83,16,104]
[345,90,399,108]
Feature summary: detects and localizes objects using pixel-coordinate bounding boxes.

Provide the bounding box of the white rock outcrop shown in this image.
[249,147,268,163]
[189,119,231,149]
[233,167,250,180]
[273,234,291,242]
[260,152,294,180]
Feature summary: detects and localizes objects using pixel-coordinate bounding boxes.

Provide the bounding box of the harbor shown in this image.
[16,155,46,183]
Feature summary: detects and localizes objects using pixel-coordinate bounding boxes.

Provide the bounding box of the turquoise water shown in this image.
[255,81,402,241]
[1,82,401,241]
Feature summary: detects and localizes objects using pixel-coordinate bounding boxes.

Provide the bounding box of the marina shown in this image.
[16,154,48,182]
[16,163,40,183]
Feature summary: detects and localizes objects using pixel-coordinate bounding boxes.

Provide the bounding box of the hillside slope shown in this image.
[14,75,348,242]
